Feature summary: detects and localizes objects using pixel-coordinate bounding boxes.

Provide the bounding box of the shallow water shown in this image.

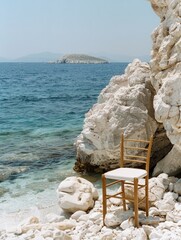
[0,62,128,213]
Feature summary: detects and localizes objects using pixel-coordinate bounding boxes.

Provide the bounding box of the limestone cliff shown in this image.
[74,60,167,173]
[74,0,180,175]
[149,0,181,176]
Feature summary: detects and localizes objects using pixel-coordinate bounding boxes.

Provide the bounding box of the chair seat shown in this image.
[104,167,147,181]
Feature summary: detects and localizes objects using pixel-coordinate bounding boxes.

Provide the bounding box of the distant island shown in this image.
[56,54,108,64]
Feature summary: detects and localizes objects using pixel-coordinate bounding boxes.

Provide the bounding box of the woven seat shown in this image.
[102,134,153,227]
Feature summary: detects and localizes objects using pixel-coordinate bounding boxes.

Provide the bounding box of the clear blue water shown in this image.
[0,62,128,212]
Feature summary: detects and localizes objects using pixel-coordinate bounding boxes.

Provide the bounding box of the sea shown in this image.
[0,62,128,217]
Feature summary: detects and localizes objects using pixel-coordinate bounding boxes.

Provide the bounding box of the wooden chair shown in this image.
[102,134,153,227]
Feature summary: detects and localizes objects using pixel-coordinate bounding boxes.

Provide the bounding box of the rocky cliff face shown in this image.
[150,0,181,144]
[74,0,180,175]
[150,0,181,176]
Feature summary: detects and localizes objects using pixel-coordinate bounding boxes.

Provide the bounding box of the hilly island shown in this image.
[56,54,108,64]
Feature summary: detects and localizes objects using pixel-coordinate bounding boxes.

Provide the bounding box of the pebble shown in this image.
[2,173,181,240]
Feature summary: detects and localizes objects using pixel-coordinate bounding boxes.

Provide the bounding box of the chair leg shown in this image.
[102,174,107,225]
[145,176,149,217]
[134,178,139,228]
[121,180,126,211]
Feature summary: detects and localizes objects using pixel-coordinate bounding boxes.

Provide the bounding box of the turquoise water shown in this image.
[0,62,128,212]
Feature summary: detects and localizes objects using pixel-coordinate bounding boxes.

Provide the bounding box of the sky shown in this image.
[0,0,159,61]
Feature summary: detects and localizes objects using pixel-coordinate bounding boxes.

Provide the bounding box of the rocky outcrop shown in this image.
[57,54,108,64]
[150,0,181,175]
[75,0,181,175]
[74,59,171,173]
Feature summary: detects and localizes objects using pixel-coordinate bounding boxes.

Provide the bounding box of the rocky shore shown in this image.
[1,174,181,239]
[1,0,181,239]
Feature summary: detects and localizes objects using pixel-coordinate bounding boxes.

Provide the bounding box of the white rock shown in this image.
[41,229,53,238]
[57,177,98,213]
[34,235,45,240]
[150,0,181,161]
[87,224,102,234]
[46,213,65,223]
[53,230,72,240]
[75,59,157,172]
[155,192,177,213]
[22,229,35,239]
[100,232,114,240]
[149,230,163,239]
[20,223,42,234]
[116,227,147,240]
[153,145,181,176]
[78,214,89,222]
[169,182,174,192]
[175,202,181,211]
[166,202,181,222]
[105,209,133,227]
[99,227,114,240]
[120,218,134,229]
[142,225,155,236]
[174,179,181,195]
[164,191,178,200]
[55,219,76,230]
[149,207,161,216]
[18,216,39,227]
[70,210,87,221]
[88,212,102,222]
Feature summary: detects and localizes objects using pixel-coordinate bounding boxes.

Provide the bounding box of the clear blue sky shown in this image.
[0,0,159,61]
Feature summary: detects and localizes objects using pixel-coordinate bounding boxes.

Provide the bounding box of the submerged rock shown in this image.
[0,187,8,197]
[0,165,28,182]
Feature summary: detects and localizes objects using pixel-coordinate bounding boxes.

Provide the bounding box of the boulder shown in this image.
[116,227,147,240]
[166,202,181,223]
[56,177,98,213]
[154,192,178,213]
[174,179,181,195]
[153,145,181,176]
[70,210,87,221]
[105,209,133,227]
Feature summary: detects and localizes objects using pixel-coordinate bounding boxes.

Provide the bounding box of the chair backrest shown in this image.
[120,134,153,174]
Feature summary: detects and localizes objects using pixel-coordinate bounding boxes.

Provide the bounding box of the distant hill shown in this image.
[14,52,62,62]
[0,52,150,63]
[56,54,108,64]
